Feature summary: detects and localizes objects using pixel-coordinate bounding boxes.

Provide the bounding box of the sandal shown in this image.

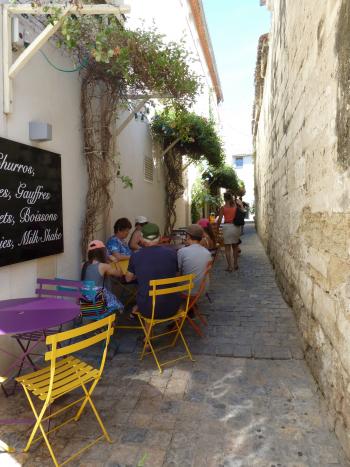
[225,267,233,272]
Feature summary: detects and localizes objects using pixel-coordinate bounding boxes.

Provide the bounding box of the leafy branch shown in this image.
[31,3,202,252]
[151,108,224,233]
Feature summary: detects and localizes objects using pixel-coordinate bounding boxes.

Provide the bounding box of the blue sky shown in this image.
[202,0,271,156]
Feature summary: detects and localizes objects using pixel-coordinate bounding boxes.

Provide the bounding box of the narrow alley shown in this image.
[1,223,348,467]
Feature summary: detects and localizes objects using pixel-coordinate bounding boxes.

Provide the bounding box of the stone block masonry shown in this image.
[254,0,350,458]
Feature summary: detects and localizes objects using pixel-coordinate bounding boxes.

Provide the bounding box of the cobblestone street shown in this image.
[1,224,348,467]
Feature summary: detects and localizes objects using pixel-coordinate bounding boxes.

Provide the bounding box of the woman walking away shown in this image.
[217,192,242,272]
[81,240,124,313]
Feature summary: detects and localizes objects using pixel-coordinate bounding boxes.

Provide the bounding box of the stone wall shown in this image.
[254,0,350,456]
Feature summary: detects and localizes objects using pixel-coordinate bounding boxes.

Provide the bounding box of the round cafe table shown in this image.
[0,297,80,396]
[0,297,80,451]
[0,297,80,335]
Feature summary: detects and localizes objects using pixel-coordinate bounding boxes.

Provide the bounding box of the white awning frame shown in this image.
[2,2,130,114]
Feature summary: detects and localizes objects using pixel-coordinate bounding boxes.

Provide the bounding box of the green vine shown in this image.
[31,2,201,253]
[151,109,224,234]
[202,164,245,196]
[151,109,224,166]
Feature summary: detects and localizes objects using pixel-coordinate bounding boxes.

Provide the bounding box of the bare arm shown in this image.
[217,207,224,226]
[125,271,136,282]
[110,252,130,261]
[129,230,142,251]
[100,263,122,278]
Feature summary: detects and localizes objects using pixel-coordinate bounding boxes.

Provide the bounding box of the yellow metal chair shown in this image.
[16,314,115,467]
[136,274,194,373]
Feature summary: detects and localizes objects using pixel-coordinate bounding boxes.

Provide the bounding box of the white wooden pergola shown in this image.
[2,2,130,114]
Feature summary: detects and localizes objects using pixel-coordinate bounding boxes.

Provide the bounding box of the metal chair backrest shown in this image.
[36,278,83,300]
[45,314,115,375]
[170,228,187,244]
[188,260,213,309]
[148,274,194,321]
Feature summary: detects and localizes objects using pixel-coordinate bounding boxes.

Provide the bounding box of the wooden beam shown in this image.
[2,5,11,114]
[8,6,72,79]
[7,4,130,16]
[160,137,181,158]
[116,97,150,136]
[2,3,130,114]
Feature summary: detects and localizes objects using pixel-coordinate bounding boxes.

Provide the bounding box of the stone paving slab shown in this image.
[1,355,348,466]
[0,224,348,466]
[110,223,305,361]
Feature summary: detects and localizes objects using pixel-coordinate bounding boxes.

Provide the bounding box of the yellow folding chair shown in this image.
[16,314,115,467]
[185,260,213,337]
[136,274,195,373]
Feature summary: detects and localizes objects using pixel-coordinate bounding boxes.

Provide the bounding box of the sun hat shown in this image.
[87,240,105,251]
[135,215,148,224]
[141,222,160,242]
[197,218,210,228]
[186,224,204,240]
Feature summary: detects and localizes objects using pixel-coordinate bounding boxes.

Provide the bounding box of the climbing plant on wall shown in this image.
[37,3,200,253]
[151,109,224,234]
[202,164,244,196]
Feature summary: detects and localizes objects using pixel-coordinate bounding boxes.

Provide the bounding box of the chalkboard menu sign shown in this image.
[0,137,63,267]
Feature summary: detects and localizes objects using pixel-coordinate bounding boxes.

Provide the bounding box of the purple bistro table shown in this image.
[0,297,80,396]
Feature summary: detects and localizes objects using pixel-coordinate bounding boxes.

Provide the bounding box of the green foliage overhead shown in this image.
[203,164,245,195]
[43,10,200,106]
[151,109,224,167]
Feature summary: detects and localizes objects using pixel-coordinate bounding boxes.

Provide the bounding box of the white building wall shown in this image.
[109,0,220,232]
[0,16,86,371]
[0,1,220,372]
[110,112,166,233]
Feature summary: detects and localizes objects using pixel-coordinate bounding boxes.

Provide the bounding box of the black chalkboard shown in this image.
[0,137,64,267]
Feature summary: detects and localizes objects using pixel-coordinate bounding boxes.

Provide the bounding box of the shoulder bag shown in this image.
[233,207,246,227]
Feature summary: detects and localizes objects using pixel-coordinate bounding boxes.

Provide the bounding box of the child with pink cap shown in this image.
[81,240,124,312]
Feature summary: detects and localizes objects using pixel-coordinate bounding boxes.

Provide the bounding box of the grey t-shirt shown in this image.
[177,243,212,294]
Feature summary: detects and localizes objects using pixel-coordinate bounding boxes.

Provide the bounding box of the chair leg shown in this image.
[186,315,204,337]
[205,292,212,303]
[77,380,112,443]
[177,328,195,362]
[0,439,15,453]
[193,304,208,326]
[170,319,194,361]
[138,317,163,373]
[22,386,59,467]
[74,377,100,422]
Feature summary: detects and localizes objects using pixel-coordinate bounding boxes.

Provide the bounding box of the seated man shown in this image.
[125,223,182,319]
[129,216,149,251]
[106,217,132,261]
[177,224,212,295]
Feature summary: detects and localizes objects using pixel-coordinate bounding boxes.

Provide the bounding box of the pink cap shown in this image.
[87,240,105,251]
[197,218,209,228]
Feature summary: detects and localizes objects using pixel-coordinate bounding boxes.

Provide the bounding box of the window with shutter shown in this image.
[144,156,154,182]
